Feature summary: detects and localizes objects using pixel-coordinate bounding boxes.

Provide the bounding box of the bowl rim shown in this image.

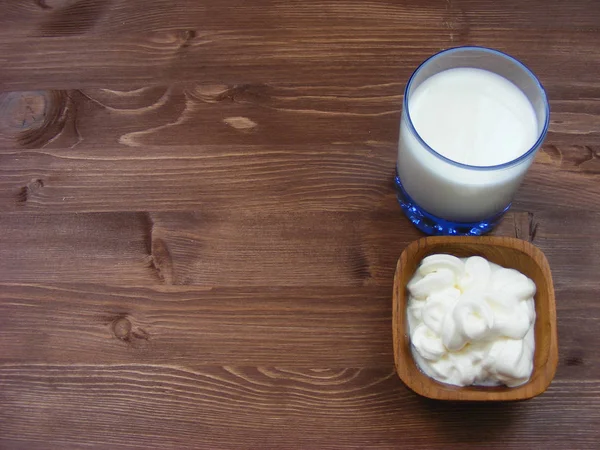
[392,236,558,401]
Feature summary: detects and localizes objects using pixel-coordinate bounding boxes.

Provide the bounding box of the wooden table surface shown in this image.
[1,1,599,448]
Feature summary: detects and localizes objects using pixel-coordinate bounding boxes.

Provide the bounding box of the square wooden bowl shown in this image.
[393,236,558,401]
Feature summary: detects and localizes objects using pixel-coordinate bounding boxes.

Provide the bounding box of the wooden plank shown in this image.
[1,84,599,151]
[0,209,421,286]
[0,86,405,149]
[0,144,599,215]
[0,284,391,367]
[0,212,153,283]
[0,282,597,372]
[1,28,600,90]
[0,364,598,449]
[1,0,599,39]
[0,144,398,214]
[0,209,598,289]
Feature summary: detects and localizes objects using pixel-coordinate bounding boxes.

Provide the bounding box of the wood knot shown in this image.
[179,29,196,49]
[17,178,45,204]
[112,317,150,344]
[149,237,174,284]
[112,317,132,340]
[150,29,198,49]
[566,356,584,367]
[216,84,271,104]
[0,90,70,148]
[565,349,585,367]
[0,91,48,131]
[350,246,372,283]
[512,211,538,242]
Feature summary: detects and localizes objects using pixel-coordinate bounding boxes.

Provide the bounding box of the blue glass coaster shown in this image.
[394,172,509,236]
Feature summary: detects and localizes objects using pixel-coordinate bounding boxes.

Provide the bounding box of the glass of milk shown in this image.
[395,46,550,235]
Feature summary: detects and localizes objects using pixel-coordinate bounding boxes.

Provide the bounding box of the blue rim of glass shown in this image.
[403,46,551,171]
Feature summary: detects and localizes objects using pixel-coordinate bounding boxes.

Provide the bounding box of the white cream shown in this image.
[407,254,536,387]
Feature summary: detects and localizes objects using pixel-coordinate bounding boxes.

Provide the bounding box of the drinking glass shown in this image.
[395,46,550,235]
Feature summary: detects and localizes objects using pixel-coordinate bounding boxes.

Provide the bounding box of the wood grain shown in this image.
[0,210,420,286]
[0,281,596,372]
[2,0,599,39]
[1,27,600,91]
[1,0,600,447]
[1,365,598,449]
[1,146,599,216]
[0,283,393,367]
[1,210,597,290]
[0,84,599,151]
[0,144,398,214]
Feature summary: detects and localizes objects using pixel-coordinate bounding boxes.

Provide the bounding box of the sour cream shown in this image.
[407,254,536,387]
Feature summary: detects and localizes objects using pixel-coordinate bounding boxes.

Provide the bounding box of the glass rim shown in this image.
[403,46,550,171]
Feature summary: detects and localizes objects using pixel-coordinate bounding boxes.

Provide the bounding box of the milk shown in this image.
[397,67,540,223]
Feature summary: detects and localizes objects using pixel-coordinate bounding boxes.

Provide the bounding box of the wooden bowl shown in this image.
[393,236,558,401]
